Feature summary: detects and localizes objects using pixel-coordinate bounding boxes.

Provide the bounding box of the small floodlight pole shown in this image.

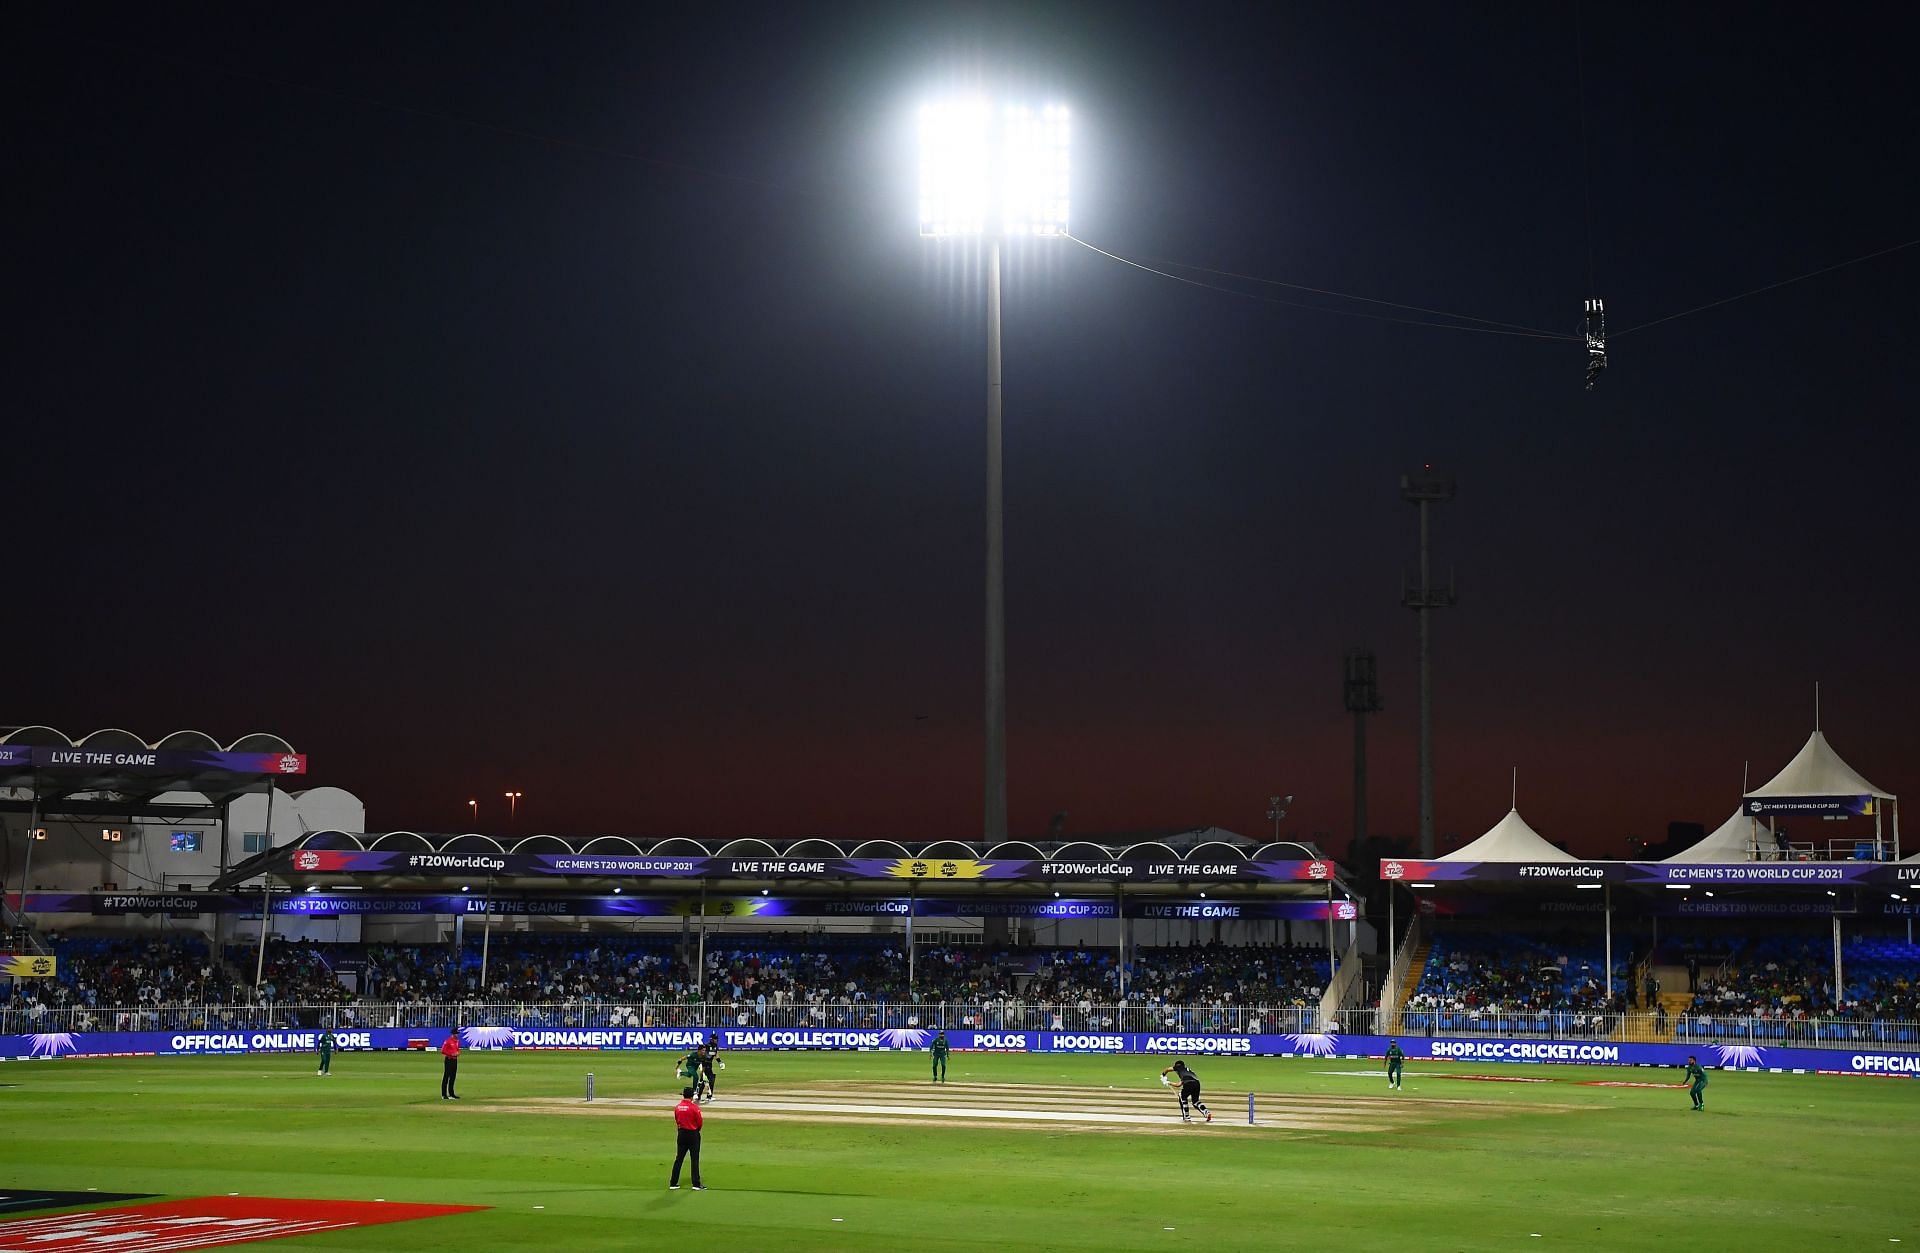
[1267,795,1289,842]
[921,100,1069,843]
[1401,471,1456,858]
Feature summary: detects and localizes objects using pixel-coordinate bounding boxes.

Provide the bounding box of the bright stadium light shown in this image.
[918,100,1069,238]
[918,96,1072,842]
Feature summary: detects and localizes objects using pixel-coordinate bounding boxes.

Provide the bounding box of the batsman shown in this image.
[1160,1059,1212,1123]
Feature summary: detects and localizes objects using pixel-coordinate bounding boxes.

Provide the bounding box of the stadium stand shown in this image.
[9,927,1915,1045]
[1400,927,1629,1036]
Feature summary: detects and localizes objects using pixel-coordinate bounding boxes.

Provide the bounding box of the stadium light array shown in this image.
[1575,883,1603,889]
[918,100,1070,238]
[1665,884,1691,890]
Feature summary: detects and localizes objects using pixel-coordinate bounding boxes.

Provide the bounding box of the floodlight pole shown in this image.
[984,237,1008,843]
[1603,885,1613,1002]
[480,874,495,994]
[1401,472,1455,859]
[252,782,276,997]
[1325,880,1336,985]
[1832,914,1843,1004]
[696,883,707,1001]
[14,771,41,930]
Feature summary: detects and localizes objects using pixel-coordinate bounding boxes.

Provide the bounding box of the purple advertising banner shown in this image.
[0,745,306,775]
[284,848,1339,883]
[18,892,787,918]
[1744,795,1877,817]
[5,1026,1917,1075]
[17,892,1352,921]
[1419,896,1865,918]
[1382,858,1913,887]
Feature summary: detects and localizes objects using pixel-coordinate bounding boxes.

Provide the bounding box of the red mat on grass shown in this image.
[0,1194,485,1251]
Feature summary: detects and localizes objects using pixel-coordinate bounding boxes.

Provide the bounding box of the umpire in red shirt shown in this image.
[670,1085,704,1190]
[440,1031,461,1100]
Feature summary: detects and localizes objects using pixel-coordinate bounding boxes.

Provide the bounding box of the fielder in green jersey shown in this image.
[1385,1041,1405,1090]
[317,1031,334,1076]
[1683,1056,1708,1110]
[931,1031,949,1083]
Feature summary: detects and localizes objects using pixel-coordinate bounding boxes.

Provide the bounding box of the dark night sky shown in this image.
[11,3,1918,855]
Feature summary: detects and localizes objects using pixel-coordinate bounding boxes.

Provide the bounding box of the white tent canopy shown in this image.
[1439,809,1577,862]
[1745,731,1895,801]
[1664,809,1762,863]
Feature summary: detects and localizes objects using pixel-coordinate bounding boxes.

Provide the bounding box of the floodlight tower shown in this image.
[1400,470,1455,858]
[919,100,1071,841]
[1343,649,1382,846]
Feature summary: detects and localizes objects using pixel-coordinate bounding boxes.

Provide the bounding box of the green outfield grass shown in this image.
[2,1049,1916,1250]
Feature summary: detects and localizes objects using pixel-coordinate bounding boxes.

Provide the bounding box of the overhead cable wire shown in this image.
[1066,235,1577,341]
[1615,238,1920,337]
[1133,252,1573,338]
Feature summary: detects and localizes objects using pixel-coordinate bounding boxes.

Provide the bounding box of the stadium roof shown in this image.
[1438,809,1576,862]
[211,827,1356,899]
[1746,730,1895,801]
[0,725,306,816]
[1662,809,1760,863]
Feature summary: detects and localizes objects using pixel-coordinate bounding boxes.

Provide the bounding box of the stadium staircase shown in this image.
[1612,963,1695,1043]
[1385,931,1433,1034]
[1651,963,1697,1041]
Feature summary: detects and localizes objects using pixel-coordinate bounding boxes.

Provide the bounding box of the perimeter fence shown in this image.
[6,999,1915,1050]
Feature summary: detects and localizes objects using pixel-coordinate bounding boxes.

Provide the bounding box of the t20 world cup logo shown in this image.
[1306,860,1333,880]
[293,850,321,872]
[1381,860,1406,881]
